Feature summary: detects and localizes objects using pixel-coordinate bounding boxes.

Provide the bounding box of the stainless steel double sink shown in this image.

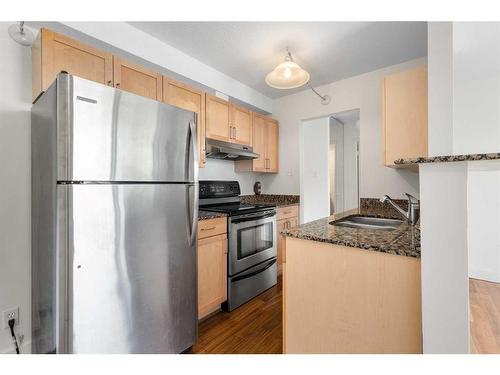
[330,215,403,231]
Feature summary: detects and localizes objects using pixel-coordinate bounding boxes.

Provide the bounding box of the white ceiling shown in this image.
[129,22,427,99]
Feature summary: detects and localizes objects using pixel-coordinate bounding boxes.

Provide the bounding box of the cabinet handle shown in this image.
[107,80,112,86]
[234,126,237,139]
[201,226,216,231]
[115,83,120,88]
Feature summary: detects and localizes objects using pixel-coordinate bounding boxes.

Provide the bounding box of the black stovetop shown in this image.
[199,202,275,216]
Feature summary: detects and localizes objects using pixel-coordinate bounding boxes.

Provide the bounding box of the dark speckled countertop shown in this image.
[240,194,300,207]
[198,210,228,221]
[282,199,420,258]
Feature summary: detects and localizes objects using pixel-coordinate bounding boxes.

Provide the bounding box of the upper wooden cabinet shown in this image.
[230,104,252,146]
[163,77,206,167]
[32,28,113,102]
[113,57,162,101]
[205,94,231,142]
[205,94,253,146]
[382,65,428,167]
[235,114,279,173]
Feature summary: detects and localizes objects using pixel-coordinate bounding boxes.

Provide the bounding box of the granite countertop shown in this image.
[394,152,500,165]
[198,210,228,221]
[240,194,300,207]
[282,199,420,258]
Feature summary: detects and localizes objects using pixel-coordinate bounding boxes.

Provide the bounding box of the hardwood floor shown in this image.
[470,278,500,354]
[190,277,283,354]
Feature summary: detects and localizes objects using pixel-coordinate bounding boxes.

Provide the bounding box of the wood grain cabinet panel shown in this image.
[276,205,299,273]
[266,118,279,173]
[197,233,228,319]
[32,28,113,102]
[113,57,162,101]
[205,94,231,142]
[163,77,206,167]
[284,238,422,353]
[230,104,252,146]
[382,65,428,167]
[249,114,267,172]
[235,114,279,173]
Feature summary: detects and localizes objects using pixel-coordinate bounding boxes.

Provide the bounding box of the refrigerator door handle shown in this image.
[188,120,199,246]
[187,120,199,181]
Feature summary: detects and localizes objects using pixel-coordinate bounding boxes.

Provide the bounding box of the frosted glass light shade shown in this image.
[265,60,310,89]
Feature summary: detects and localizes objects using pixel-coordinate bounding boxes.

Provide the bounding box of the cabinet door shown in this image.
[382,65,428,166]
[205,94,231,142]
[163,77,206,167]
[277,219,287,270]
[251,114,267,172]
[266,119,279,173]
[197,234,228,319]
[33,28,113,101]
[230,104,252,146]
[113,57,162,101]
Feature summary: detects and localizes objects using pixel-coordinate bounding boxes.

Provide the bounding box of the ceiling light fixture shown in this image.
[8,21,34,46]
[265,47,331,105]
[265,47,310,90]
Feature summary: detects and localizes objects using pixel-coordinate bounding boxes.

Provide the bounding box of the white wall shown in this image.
[428,22,453,156]
[342,119,360,211]
[453,22,500,154]
[300,117,330,223]
[329,118,344,213]
[420,162,469,353]
[268,58,425,200]
[468,160,500,283]
[0,22,32,354]
[199,159,263,195]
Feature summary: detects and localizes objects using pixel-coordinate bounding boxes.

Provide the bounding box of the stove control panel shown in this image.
[199,180,241,199]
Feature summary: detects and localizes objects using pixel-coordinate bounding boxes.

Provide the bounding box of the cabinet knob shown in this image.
[115,83,120,88]
[107,80,112,86]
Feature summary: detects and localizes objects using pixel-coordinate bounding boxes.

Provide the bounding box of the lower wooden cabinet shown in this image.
[197,218,228,319]
[276,205,299,273]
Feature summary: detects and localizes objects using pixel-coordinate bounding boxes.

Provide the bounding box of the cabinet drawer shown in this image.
[198,217,227,239]
[277,205,299,221]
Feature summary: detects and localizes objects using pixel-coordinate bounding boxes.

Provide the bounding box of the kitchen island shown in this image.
[282,204,421,354]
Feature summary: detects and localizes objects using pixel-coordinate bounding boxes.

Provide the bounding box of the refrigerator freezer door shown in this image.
[57,75,197,183]
[57,183,198,353]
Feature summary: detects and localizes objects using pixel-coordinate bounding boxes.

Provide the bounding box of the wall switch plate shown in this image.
[3,307,19,329]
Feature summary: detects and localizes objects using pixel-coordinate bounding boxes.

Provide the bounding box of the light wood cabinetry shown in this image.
[283,237,422,353]
[205,94,231,142]
[276,205,299,273]
[382,65,428,167]
[230,104,252,146]
[197,217,228,319]
[205,94,254,147]
[32,28,279,173]
[163,77,206,167]
[32,28,113,102]
[113,57,162,100]
[235,114,279,173]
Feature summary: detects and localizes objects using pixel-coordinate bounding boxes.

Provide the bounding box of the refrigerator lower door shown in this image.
[57,183,197,353]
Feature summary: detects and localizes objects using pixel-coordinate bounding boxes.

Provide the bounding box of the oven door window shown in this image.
[237,222,274,260]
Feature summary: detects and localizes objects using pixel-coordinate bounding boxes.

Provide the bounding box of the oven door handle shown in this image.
[231,212,276,224]
[231,258,277,283]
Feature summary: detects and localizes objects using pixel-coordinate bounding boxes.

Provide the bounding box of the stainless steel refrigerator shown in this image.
[31,73,198,354]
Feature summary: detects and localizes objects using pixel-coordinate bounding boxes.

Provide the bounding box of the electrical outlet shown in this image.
[3,307,19,329]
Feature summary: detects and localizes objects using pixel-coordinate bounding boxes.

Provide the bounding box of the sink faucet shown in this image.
[380,193,420,226]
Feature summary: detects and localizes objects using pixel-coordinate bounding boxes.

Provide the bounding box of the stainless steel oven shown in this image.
[199,180,278,312]
[228,209,277,276]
